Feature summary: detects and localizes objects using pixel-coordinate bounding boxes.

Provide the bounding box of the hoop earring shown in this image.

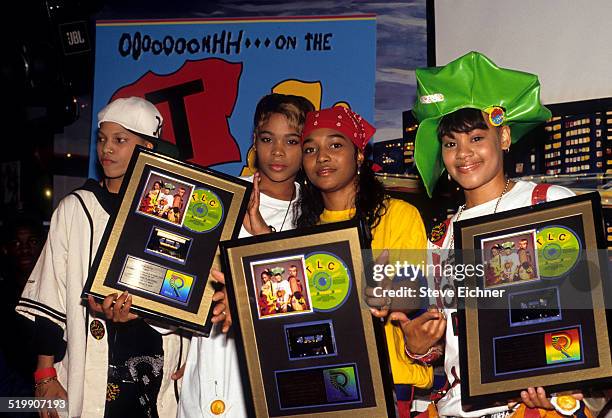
[447,173,452,182]
[357,165,361,176]
[504,147,510,154]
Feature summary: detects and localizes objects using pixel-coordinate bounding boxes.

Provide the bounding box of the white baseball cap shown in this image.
[97,96,179,158]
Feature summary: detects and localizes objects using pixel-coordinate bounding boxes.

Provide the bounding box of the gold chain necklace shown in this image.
[449,177,512,247]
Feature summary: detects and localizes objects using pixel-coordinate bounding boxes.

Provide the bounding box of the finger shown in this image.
[572,393,584,401]
[211,311,227,324]
[211,269,226,285]
[381,276,393,290]
[87,295,103,313]
[49,408,60,418]
[536,387,552,409]
[521,390,536,409]
[527,387,539,408]
[247,193,256,211]
[375,249,389,266]
[432,317,447,340]
[388,311,410,323]
[370,307,389,318]
[242,215,251,230]
[171,364,186,380]
[120,303,138,322]
[422,313,446,335]
[247,173,259,211]
[102,293,118,319]
[113,291,129,322]
[212,290,225,302]
[222,311,232,333]
[115,290,129,306]
[252,173,261,210]
[413,311,444,325]
[121,294,134,321]
[365,296,389,308]
[213,303,226,317]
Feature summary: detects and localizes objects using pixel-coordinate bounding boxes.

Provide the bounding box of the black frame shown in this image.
[82,146,251,335]
[220,220,396,417]
[455,192,612,410]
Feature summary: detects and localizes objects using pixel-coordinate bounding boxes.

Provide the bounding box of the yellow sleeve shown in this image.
[384,321,433,388]
[371,198,427,252]
[371,198,433,388]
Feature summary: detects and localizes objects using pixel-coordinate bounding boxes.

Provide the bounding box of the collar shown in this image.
[319,207,356,224]
[78,179,121,216]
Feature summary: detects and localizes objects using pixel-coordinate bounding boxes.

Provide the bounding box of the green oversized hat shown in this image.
[413,51,551,196]
[270,266,285,276]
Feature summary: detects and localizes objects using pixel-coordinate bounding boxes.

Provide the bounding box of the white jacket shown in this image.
[428,181,575,417]
[17,181,189,417]
[179,178,300,417]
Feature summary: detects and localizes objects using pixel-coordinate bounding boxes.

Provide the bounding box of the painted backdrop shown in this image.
[89,16,376,176]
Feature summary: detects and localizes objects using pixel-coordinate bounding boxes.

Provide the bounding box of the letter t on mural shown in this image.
[90,16,376,176]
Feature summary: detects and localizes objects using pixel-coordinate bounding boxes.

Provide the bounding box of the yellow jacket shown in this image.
[319,198,433,388]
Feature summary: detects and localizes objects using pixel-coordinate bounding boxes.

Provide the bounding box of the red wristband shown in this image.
[34,367,57,382]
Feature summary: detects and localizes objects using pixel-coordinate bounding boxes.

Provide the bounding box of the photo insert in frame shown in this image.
[250,255,313,319]
[481,229,540,288]
[137,171,195,226]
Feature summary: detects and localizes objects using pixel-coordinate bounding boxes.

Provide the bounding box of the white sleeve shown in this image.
[15,196,77,328]
[546,185,576,201]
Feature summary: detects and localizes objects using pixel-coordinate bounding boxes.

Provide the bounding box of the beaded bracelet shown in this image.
[34,376,58,389]
[405,345,443,365]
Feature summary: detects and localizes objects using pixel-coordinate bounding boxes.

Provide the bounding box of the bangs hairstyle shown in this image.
[437,107,491,140]
[253,93,315,133]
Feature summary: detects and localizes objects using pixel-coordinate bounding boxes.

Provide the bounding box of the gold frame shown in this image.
[456,193,612,404]
[223,224,392,417]
[84,148,249,333]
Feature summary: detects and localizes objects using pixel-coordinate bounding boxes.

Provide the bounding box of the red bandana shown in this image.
[302,106,376,150]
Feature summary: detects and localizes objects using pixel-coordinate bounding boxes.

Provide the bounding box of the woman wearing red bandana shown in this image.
[297,106,432,416]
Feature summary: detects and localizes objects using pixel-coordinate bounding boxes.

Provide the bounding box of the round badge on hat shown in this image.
[486,106,505,127]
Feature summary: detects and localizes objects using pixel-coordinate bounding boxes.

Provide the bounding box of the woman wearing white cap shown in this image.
[15,97,201,418]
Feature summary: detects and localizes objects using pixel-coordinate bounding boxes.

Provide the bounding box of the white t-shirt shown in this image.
[179,176,300,418]
[272,279,292,303]
[430,181,575,418]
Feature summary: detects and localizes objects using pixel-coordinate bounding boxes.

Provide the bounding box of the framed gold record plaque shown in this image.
[220,221,395,417]
[82,146,251,335]
[454,192,612,410]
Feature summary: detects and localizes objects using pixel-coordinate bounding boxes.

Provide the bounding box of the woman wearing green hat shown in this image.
[387,52,586,417]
